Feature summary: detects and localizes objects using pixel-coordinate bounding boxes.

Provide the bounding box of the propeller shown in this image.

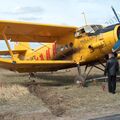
[111,6,120,52]
[112,38,120,52]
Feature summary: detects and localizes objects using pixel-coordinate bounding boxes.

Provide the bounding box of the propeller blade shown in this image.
[112,39,120,52]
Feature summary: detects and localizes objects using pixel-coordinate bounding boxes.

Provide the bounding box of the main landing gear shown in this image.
[75,64,90,87]
[75,62,105,87]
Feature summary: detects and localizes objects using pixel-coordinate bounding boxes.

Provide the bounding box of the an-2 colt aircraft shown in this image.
[0,20,120,84]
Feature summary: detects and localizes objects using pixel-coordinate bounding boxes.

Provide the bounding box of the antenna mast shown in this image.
[82,12,87,25]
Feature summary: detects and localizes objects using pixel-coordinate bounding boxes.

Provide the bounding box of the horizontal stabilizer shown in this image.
[0,50,27,55]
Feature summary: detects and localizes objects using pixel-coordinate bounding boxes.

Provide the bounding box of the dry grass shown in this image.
[0,67,120,119]
[0,84,29,104]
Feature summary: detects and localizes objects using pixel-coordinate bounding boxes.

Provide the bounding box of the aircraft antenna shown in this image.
[82,12,87,25]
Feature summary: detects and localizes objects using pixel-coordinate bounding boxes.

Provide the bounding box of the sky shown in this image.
[0,0,120,49]
[0,0,120,26]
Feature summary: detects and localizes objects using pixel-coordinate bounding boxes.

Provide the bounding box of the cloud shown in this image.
[2,6,44,15]
[77,0,109,3]
[17,16,42,21]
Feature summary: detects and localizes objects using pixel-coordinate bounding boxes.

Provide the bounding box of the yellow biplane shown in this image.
[0,20,120,83]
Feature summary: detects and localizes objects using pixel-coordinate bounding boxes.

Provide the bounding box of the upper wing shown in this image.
[0,20,76,42]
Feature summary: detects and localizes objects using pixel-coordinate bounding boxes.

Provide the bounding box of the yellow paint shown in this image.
[14,42,56,61]
[56,25,120,65]
[0,20,119,73]
[2,32,15,61]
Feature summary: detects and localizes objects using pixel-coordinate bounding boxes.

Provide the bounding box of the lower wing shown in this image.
[0,59,76,73]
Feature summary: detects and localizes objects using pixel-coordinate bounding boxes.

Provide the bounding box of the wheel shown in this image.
[74,75,88,87]
[29,72,36,79]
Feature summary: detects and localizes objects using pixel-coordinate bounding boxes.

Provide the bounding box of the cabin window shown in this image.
[75,25,103,38]
[74,28,85,38]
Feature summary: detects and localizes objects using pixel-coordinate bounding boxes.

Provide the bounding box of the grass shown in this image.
[0,84,29,105]
[0,67,120,119]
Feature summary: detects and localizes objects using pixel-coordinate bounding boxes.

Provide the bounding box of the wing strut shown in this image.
[2,27,15,62]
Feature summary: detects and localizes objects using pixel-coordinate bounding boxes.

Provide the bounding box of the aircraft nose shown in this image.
[112,25,120,52]
[112,37,120,52]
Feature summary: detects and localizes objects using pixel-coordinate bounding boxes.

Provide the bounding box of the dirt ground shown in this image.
[0,67,120,120]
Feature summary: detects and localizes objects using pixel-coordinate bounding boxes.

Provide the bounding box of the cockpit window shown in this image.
[84,25,103,34]
[74,25,103,38]
[91,25,103,32]
[74,28,85,38]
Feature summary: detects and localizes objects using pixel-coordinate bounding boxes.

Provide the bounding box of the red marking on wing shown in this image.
[53,42,56,57]
[40,54,44,60]
[46,48,51,60]
[34,55,39,60]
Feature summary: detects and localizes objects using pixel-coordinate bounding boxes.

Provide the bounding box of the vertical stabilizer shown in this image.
[14,42,30,50]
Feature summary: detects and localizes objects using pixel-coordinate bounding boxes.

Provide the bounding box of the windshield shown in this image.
[91,25,103,32]
[74,25,103,38]
[84,26,95,33]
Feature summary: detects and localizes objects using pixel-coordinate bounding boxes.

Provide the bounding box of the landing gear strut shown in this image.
[75,64,88,87]
[75,62,105,87]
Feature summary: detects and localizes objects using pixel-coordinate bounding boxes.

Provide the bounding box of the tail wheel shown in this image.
[29,72,36,79]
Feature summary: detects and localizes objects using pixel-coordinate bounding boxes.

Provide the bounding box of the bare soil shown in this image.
[0,67,120,120]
